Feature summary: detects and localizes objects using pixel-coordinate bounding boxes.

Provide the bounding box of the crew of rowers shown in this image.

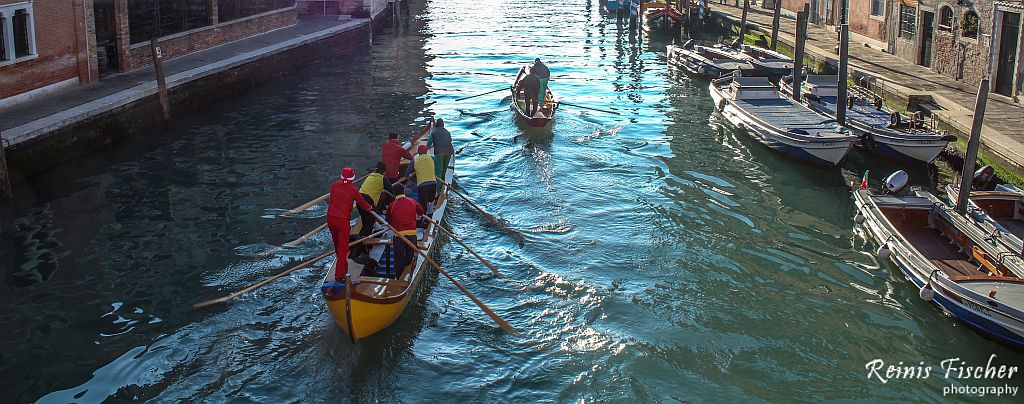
[326,119,455,281]
[513,58,550,117]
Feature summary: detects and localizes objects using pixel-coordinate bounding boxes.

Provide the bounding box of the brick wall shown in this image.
[122,7,297,71]
[848,0,885,42]
[0,0,94,101]
[923,0,993,86]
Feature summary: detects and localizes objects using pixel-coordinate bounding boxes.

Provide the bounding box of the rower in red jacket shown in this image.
[381,132,414,182]
[386,183,425,271]
[328,167,373,279]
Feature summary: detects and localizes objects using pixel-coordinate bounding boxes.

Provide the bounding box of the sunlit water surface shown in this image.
[1,0,1021,402]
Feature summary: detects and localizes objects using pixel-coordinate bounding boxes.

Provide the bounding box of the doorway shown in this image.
[93,0,118,75]
[920,11,934,67]
[995,12,1021,96]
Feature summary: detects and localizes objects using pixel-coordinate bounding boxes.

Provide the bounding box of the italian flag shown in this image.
[860,170,870,190]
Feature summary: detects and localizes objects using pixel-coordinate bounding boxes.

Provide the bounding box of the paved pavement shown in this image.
[0,15,368,148]
[710,3,1024,175]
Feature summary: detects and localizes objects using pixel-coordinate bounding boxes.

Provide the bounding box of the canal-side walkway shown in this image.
[711,3,1024,177]
[0,15,369,149]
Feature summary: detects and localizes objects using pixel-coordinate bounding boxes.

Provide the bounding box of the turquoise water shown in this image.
[1,0,1020,402]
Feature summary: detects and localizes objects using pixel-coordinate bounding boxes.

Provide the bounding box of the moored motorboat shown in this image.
[854,171,1024,348]
[667,41,752,81]
[511,66,558,128]
[737,44,794,81]
[944,179,1024,253]
[640,1,685,32]
[709,76,855,168]
[320,120,451,342]
[781,75,955,163]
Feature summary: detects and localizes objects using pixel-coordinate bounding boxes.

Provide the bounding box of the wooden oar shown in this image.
[256,222,329,257]
[369,212,517,333]
[424,216,502,277]
[448,187,524,239]
[192,228,388,309]
[558,101,621,115]
[455,88,507,102]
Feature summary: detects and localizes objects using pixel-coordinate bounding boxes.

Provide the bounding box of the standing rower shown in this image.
[412,145,437,213]
[382,132,414,182]
[427,119,455,190]
[386,184,424,271]
[532,58,550,106]
[516,72,542,117]
[327,167,373,280]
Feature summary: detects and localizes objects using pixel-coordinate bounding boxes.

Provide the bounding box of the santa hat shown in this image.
[418,145,428,154]
[341,167,355,181]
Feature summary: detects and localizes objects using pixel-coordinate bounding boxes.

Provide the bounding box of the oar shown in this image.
[369,212,517,333]
[448,187,524,239]
[558,101,621,115]
[256,222,328,257]
[455,88,507,102]
[282,172,371,216]
[422,215,502,277]
[193,228,388,309]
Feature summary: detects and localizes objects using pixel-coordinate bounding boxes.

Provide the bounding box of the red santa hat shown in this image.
[341,167,355,181]
[418,145,428,154]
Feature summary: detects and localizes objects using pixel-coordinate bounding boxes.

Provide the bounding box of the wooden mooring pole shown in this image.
[149,38,172,126]
[836,23,849,124]
[0,133,11,200]
[770,0,781,50]
[738,0,749,43]
[791,4,809,102]
[956,78,991,214]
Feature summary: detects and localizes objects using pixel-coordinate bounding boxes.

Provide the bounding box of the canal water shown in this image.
[2,0,1021,402]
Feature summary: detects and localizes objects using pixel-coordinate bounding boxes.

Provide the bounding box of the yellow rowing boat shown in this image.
[320,120,453,341]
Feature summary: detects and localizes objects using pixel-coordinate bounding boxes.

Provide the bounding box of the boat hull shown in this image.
[710,82,853,168]
[854,189,1024,348]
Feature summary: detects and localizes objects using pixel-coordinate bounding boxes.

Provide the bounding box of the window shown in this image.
[128,0,212,44]
[0,2,36,62]
[871,0,884,17]
[900,5,917,38]
[962,10,979,38]
[218,0,295,23]
[938,6,953,31]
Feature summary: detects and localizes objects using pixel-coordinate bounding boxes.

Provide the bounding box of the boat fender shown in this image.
[919,283,935,301]
[873,96,883,111]
[854,211,865,224]
[888,111,900,128]
[716,98,726,112]
[847,96,855,110]
[876,244,891,260]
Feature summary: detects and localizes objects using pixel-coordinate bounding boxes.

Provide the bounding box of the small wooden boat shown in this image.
[781,75,955,163]
[511,66,558,128]
[855,172,1024,347]
[667,41,753,81]
[944,182,1024,252]
[640,2,685,32]
[320,120,452,342]
[709,76,855,168]
[737,45,794,81]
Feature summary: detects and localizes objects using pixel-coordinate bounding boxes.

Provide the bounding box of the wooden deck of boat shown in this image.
[735,97,838,132]
[900,227,986,277]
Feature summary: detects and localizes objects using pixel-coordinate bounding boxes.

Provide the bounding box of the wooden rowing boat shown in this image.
[320,120,455,342]
[511,66,558,128]
[855,173,1024,348]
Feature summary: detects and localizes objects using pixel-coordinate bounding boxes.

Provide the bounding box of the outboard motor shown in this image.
[882,170,910,195]
[972,165,995,191]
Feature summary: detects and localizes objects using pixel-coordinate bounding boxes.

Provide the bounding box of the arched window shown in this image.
[938,6,953,31]
[961,10,979,38]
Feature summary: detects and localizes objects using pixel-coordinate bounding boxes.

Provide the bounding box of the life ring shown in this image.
[888,111,900,128]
